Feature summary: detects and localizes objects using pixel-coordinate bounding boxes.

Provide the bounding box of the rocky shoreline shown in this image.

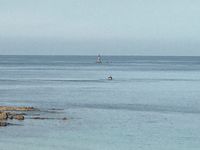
[0,106,67,127]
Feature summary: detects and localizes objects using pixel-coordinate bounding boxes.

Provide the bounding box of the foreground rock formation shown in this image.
[0,106,67,127]
[0,106,35,111]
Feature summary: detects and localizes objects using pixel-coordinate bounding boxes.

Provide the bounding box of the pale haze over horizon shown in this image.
[0,0,200,56]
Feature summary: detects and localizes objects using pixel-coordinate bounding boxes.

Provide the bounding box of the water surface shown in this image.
[0,55,200,150]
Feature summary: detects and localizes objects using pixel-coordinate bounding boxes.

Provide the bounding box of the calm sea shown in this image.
[0,55,200,150]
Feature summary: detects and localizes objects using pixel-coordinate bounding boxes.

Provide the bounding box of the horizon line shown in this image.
[0,54,200,57]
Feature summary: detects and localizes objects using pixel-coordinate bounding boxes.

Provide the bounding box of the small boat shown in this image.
[107,76,113,80]
[96,54,102,64]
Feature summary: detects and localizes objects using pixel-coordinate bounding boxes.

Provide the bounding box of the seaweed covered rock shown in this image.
[0,112,8,120]
[13,115,25,120]
[0,106,35,111]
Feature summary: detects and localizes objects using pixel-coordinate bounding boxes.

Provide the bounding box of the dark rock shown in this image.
[32,117,49,120]
[0,122,8,127]
[62,117,67,120]
[7,112,27,120]
[8,115,13,120]
[31,117,68,120]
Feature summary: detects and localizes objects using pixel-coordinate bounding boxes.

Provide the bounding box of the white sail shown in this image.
[96,54,102,63]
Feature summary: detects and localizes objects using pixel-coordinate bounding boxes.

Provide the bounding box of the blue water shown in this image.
[0,55,200,150]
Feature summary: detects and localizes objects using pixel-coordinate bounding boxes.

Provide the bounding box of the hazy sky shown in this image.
[0,0,200,55]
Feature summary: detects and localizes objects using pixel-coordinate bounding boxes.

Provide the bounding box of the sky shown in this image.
[0,0,200,55]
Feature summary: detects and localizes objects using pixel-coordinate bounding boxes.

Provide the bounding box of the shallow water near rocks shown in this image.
[1,55,200,150]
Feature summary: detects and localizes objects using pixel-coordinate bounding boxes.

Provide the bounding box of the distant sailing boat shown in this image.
[96,54,102,64]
